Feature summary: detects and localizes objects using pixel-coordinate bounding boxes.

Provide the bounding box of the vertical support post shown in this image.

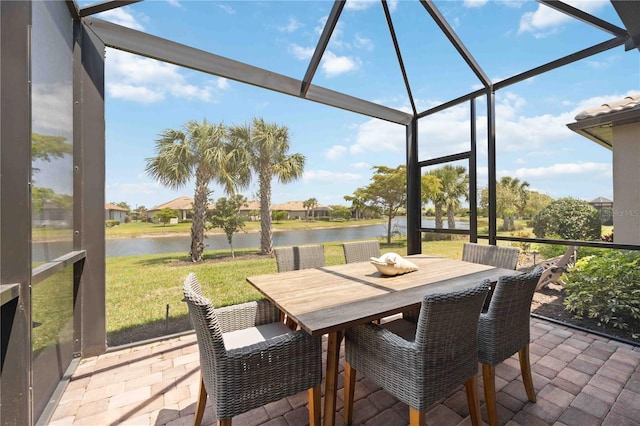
[487,90,497,245]
[1,1,33,424]
[406,118,421,255]
[76,22,107,356]
[469,98,478,243]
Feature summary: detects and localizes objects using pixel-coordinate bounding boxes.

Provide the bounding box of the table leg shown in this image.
[323,330,344,426]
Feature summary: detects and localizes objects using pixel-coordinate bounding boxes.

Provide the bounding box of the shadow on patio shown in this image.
[48,317,640,426]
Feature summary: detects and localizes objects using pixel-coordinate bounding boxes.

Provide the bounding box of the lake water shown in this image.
[33,218,468,260]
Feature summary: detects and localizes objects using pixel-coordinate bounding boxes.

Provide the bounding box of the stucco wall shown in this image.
[612,123,640,244]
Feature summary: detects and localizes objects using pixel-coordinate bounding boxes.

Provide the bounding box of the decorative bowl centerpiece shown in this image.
[370,253,419,277]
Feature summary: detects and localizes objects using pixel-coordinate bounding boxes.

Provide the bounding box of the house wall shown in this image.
[612,122,640,244]
[106,210,127,222]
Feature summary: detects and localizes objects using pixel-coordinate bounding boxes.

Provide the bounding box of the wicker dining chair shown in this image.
[182,273,322,426]
[342,240,381,263]
[462,242,520,270]
[343,281,491,426]
[273,244,325,272]
[478,267,543,426]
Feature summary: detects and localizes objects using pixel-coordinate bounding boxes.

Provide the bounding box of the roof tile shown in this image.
[575,94,640,121]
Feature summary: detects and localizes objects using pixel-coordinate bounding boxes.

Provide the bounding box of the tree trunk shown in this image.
[502,215,514,231]
[259,166,273,255]
[386,213,392,244]
[435,204,444,229]
[447,206,456,229]
[190,169,209,262]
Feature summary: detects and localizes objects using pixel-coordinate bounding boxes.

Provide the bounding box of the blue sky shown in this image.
[92,0,640,210]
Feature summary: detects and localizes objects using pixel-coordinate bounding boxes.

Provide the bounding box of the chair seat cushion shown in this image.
[380,318,417,342]
[222,322,292,350]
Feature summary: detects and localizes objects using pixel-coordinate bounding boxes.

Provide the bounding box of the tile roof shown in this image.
[240,200,261,211]
[104,203,127,211]
[574,94,640,121]
[272,201,331,211]
[589,196,613,204]
[567,94,640,149]
[148,196,201,211]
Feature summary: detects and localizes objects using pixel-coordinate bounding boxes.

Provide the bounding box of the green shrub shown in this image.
[532,197,601,240]
[533,240,567,259]
[510,230,531,253]
[105,220,120,228]
[563,250,640,337]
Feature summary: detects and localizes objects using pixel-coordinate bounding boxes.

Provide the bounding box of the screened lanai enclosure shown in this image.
[1,0,640,424]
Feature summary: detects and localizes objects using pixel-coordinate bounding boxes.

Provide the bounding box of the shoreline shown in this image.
[103,220,391,240]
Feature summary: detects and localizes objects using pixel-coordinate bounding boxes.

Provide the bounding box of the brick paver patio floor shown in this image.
[48,317,640,425]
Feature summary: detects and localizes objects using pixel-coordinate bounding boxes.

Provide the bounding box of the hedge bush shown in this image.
[563,250,640,337]
[532,197,601,240]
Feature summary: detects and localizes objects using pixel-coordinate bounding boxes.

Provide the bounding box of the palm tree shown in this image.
[303,197,318,221]
[229,118,305,255]
[498,176,529,231]
[344,190,367,220]
[427,165,468,229]
[145,119,247,262]
[444,166,469,229]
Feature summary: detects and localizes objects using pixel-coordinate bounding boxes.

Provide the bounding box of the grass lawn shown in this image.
[104,218,610,345]
[105,237,469,344]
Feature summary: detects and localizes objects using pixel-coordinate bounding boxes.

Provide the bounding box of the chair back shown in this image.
[182,273,227,359]
[462,242,519,270]
[342,240,381,263]
[478,267,543,364]
[413,281,490,388]
[274,244,325,272]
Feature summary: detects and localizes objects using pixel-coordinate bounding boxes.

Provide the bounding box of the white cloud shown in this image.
[321,51,360,77]
[105,49,228,104]
[473,90,636,155]
[464,0,489,8]
[352,162,371,169]
[167,0,181,8]
[325,145,348,160]
[344,0,377,11]
[584,55,619,70]
[350,119,405,154]
[304,170,361,182]
[279,17,302,33]
[354,34,374,51]
[217,4,236,14]
[108,84,165,103]
[289,44,315,60]
[518,0,608,37]
[347,90,629,171]
[504,162,612,179]
[98,7,145,31]
[217,78,229,90]
[498,0,526,9]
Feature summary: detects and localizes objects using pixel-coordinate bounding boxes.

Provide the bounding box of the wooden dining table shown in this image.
[246,254,522,426]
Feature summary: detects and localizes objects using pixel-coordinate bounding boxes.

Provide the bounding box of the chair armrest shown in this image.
[347,323,415,355]
[215,299,281,333]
